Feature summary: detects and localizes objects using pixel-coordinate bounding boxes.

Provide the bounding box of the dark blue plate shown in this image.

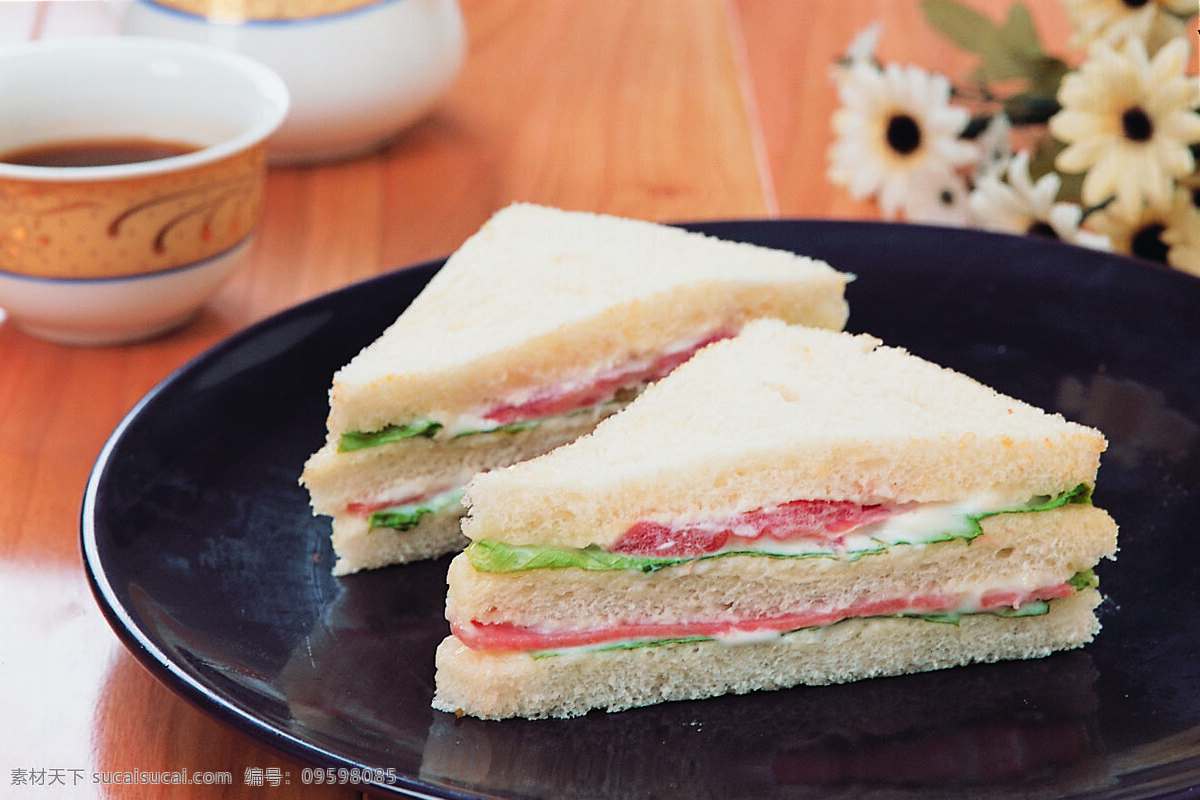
[83,220,1200,799]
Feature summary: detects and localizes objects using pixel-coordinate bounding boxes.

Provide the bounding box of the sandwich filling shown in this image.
[453,486,1096,655]
[337,329,734,452]
[465,484,1092,571]
[347,486,466,532]
[453,574,1094,656]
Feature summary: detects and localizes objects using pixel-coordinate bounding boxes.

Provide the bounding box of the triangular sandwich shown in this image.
[433,320,1119,719]
[301,205,851,574]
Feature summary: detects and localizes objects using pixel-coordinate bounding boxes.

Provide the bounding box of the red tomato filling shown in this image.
[345,487,455,517]
[452,583,1075,652]
[610,500,899,557]
[482,330,733,425]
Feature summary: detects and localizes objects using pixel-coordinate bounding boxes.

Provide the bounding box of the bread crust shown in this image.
[432,588,1104,720]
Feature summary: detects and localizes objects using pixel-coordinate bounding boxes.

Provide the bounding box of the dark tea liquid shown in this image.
[0,137,201,167]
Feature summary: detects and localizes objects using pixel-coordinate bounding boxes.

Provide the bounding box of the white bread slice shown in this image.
[446,504,1117,631]
[322,204,851,438]
[462,321,1108,549]
[432,587,1104,720]
[328,511,466,576]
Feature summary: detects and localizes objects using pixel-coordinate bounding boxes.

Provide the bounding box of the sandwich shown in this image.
[432,320,1119,720]
[301,204,852,574]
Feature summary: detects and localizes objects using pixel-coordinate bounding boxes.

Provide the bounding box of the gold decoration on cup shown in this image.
[0,145,265,280]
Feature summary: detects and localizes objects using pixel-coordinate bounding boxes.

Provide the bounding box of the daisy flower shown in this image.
[1089,188,1200,273]
[904,168,972,226]
[968,150,1111,248]
[828,61,978,219]
[830,22,883,84]
[974,112,1014,182]
[1057,0,1195,54]
[1161,194,1200,275]
[1049,37,1200,219]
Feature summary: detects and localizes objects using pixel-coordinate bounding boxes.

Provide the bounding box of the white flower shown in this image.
[1089,188,1200,273]
[974,112,1014,182]
[830,22,883,84]
[828,61,978,219]
[904,169,972,226]
[1049,37,1200,219]
[1161,191,1200,275]
[968,150,1111,249]
[1057,0,1195,54]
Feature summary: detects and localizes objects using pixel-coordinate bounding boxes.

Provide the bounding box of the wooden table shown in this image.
[0,1,1071,797]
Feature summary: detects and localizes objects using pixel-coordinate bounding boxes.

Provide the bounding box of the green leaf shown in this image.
[1002,89,1062,126]
[466,540,690,573]
[532,635,714,660]
[920,0,1068,88]
[451,419,542,439]
[903,600,1051,625]
[1068,569,1099,591]
[369,488,465,531]
[338,418,443,452]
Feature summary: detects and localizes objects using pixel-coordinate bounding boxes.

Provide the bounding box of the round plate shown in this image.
[83,220,1200,799]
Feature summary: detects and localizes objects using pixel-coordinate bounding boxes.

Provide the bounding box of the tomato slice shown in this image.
[610,500,897,557]
[454,583,1075,651]
[482,331,732,425]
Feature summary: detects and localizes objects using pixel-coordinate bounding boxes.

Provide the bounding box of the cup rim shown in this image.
[0,36,290,182]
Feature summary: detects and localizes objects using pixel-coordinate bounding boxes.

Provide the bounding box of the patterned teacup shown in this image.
[0,37,288,345]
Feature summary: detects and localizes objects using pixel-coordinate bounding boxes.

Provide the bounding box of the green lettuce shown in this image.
[1067,568,1098,591]
[906,600,1051,625]
[466,484,1094,574]
[339,397,633,452]
[369,488,465,531]
[338,417,549,452]
[451,420,541,439]
[339,418,443,452]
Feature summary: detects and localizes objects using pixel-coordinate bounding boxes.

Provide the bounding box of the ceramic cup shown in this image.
[124,0,465,164]
[0,37,289,345]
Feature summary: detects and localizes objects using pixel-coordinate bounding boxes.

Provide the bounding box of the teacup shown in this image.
[0,36,289,345]
[124,0,466,164]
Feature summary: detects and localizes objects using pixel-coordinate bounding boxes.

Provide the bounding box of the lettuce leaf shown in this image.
[369,488,465,531]
[465,540,684,573]
[339,397,633,452]
[339,418,443,452]
[466,485,1094,574]
[339,416,551,451]
[906,599,1050,625]
[1068,568,1098,590]
[451,420,542,439]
